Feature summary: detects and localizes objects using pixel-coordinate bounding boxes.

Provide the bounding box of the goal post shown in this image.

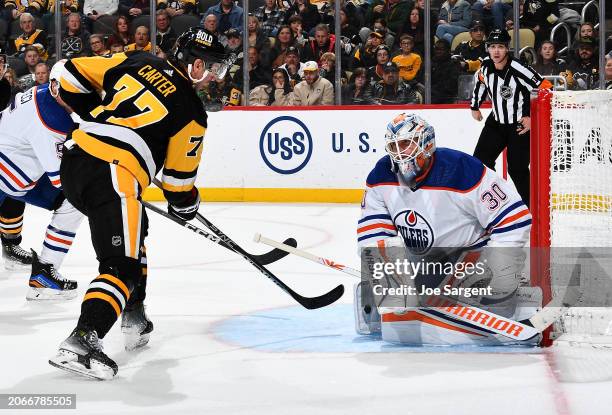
[530,89,612,348]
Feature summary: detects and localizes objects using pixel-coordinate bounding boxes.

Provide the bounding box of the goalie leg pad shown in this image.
[354,282,381,335]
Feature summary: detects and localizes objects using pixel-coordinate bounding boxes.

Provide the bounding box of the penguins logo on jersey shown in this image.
[393,210,434,255]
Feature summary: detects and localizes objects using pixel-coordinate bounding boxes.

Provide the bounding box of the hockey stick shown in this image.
[148,181,344,309]
[190,212,343,309]
[254,234,582,341]
[141,200,295,266]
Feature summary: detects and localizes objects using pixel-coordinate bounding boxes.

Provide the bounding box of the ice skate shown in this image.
[121,303,154,351]
[2,242,33,270]
[27,250,77,300]
[49,329,117,380]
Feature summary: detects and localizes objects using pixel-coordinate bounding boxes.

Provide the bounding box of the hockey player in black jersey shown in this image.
[49,28,234,380]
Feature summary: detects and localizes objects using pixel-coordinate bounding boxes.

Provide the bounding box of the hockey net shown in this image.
[531,89,612,379]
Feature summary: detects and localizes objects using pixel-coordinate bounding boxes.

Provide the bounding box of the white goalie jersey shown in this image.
[358,148,531,251]
[0,84,73,197]
[357,148,535,346]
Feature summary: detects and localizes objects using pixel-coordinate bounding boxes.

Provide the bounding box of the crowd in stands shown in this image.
[1,0,611,107]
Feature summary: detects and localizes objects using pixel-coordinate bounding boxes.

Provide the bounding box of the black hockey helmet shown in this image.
[172,27,236,81]
[486,29,511,47]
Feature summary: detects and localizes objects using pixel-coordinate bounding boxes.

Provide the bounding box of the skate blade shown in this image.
[49,351,115,381]
[26,287,77,301]
[122,327,150,351]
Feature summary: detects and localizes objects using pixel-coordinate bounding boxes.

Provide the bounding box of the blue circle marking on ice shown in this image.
[213,304,539,353]
[259,116,313,175]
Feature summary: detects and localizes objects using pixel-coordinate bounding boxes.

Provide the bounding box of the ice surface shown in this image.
[1,202,610,415]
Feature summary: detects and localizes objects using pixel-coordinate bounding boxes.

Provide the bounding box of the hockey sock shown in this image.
[78,273,131,338]
[125,246,148,309]
[0,198,26,245]
[40,199,84,268]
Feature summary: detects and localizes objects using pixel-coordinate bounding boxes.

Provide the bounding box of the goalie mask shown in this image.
[384,113,436,183]
[172,27,236,83]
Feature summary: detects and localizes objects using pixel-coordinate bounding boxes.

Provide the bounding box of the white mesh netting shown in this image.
[549,90,612,246]
[547,90,612,381]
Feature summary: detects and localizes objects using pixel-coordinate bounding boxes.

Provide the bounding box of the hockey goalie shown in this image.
[355,113,542,346]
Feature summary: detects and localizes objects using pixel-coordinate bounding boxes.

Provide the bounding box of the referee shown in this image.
[470,29,552,207]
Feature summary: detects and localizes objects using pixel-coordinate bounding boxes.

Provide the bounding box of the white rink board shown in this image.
[198,107,493,189]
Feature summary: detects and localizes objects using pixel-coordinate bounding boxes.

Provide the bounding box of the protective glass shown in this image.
[207,53,237,80]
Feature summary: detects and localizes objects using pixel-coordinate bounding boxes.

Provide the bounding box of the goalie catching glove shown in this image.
[168,188,200,221]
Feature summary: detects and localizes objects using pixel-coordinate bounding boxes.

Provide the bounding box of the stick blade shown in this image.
[295,284,345,310]
[253,238,297,265]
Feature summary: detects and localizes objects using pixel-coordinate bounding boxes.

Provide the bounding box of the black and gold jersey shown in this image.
[14,29,49,60]
[59,51,207,204]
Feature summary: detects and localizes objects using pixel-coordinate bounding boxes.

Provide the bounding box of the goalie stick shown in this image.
[254,233,583,341]
[141,200,295,265]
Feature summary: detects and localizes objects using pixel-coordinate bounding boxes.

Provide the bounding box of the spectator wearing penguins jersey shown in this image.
[368,45,391,85]
[522,0,559,47]
[278,46,305,85]
[453,20,487,73]
[567,37,599,91]
[352,29,384,70]
[471,29,553,207]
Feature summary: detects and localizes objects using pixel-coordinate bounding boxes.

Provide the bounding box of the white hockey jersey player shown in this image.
[356,113,536,346]
[0,85,68,196]
[0,68,84,300]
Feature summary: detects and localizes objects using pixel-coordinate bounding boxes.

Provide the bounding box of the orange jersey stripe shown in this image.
[366,182,400,188]
[495,209,530,229]
[357,223,396,234]
[45,233,73,246]
[0,163,28,188]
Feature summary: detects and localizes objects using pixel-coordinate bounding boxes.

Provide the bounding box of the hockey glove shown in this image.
[168,189,200,221]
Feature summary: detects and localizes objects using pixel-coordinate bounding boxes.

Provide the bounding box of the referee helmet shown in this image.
[486,29,511,47]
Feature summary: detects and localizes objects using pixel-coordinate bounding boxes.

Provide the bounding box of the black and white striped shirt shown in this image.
[471,57,545,125]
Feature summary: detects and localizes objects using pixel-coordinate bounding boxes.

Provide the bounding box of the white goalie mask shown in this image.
[384,113,436,183]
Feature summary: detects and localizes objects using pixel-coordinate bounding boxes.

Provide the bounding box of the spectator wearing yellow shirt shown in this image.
[392,34,421,82]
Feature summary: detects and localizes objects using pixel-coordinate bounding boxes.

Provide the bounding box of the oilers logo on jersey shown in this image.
[393,210,433,255]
